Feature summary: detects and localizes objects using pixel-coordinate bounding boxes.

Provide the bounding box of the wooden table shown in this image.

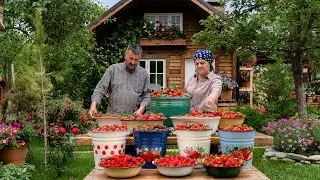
[75,133,273,147]
[84,167,269,180]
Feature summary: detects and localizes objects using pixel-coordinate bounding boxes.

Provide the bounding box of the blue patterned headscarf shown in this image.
[193,50,214,64]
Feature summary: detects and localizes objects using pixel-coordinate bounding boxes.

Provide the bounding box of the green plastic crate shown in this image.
[149,97,190,127]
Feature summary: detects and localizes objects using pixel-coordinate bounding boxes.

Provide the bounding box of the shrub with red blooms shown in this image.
[99,154,144,168]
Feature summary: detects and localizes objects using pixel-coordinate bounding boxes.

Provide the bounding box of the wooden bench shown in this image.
[84,167,269,180]
[75,133,273,147]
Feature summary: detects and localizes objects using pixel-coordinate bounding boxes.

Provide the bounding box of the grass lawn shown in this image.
[24,140,320,180]
[253,148,320,180]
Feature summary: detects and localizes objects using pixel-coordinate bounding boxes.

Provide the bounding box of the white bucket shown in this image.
[90,130,129,169]
[175,130,212,160]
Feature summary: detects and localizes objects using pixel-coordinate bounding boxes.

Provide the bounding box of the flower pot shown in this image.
[241,81,250,88]
[90,130,130,169]
[218,130,256,168]
[306,96,313,103]
[133,130,169,169]
[219,117,245,129]
[175,130,212,168]
[0,144,27,165]
[220,89,233,100]
[316,95,320,103]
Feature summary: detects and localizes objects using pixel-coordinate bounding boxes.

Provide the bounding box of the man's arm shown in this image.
[134,73,150,116]
[89,66,113,118]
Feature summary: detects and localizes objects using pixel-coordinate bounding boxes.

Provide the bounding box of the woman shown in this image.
[186,50,222,112]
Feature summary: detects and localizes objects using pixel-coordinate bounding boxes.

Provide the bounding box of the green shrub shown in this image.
[312,126,320,144]
[0,164,35,180]
[254,63,296,118]
[232,106,275,132]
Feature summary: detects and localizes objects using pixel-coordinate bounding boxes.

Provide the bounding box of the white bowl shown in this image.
[170,116,221,133]
[95,116,122,127]
[157,166,193,177]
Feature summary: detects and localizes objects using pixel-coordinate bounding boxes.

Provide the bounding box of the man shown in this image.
[88,44,150,118]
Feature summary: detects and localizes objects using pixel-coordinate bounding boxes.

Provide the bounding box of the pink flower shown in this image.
[21,141,26,146]
[2,139,8,145]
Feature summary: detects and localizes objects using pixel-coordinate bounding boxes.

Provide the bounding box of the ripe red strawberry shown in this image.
[154,156,196,167]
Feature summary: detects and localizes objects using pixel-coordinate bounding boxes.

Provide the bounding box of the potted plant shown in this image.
[240,70,251,88]
[0,114,36,165]
[310,79,320,102]
[218,74,238,100]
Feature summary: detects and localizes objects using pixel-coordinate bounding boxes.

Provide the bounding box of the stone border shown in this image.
[263,147,320,167]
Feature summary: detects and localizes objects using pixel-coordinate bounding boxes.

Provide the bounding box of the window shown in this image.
[140,59,166,89]
[144,13,183,31]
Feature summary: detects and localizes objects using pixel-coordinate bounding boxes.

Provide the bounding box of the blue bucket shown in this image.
[133,130,169,169]
[218,130,256,168]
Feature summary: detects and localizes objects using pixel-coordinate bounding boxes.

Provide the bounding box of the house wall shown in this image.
[94,0,236,89]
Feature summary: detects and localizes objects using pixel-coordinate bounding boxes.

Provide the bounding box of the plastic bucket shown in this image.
[90,130,130,169]
[150,97,190,127]
[218,130,256,168]
[175,130,212,167]
[133,130,169,169]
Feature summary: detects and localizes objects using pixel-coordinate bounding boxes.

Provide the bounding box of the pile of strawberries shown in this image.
[185,110,221,117]
[202,154,244,167]
[119,112,165,121]
[99,154,144,168]
[95,113,118,118]
[175,123,211,131]
[91,124,128,132]
[154,156,196,167]
[219,124,254,132]
[150,89,189,97]
[221,111,245,119]
[138,151,161,162]
[134,123,168,131]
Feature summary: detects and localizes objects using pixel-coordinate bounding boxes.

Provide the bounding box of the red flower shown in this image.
[158,33,163,37]
[71,127,80,134]
[169,31,174,35]
[58,127,66,134]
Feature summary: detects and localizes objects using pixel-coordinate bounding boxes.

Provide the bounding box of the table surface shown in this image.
[84,167,270,180]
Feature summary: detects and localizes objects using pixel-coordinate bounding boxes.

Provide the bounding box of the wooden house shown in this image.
[89,0,237,107]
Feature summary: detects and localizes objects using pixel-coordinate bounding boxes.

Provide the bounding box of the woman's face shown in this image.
[194,59,210,77]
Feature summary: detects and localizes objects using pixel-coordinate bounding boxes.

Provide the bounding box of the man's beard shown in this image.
[125,64,137,72]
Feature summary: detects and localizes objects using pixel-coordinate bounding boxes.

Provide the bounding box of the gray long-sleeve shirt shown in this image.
[91,63,150,114]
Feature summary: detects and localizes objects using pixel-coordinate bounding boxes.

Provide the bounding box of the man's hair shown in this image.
[126,44,143,55]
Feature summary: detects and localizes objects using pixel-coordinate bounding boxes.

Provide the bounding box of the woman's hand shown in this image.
[205,94,217,108]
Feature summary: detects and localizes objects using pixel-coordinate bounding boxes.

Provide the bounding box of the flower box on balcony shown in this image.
[139,38,187,46]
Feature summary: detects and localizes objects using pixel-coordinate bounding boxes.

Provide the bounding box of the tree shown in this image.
[193,0,320,121]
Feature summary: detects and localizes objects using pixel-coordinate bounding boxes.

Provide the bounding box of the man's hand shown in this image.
[88,101,97,119]
[134,106,145,116]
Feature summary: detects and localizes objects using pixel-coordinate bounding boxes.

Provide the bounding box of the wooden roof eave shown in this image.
[89,0,221,30]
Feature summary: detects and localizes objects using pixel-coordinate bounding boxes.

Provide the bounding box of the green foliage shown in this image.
[193,0,320,121]
[0,164,35,180]
[312,125,320,144]
[232,106,274,132]
[255,63,296,118]
[48,142,74,177]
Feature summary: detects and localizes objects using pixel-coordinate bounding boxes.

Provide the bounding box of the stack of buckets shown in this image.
[133,130,169,169]
[90,123,129,169]
[218,129,256,168]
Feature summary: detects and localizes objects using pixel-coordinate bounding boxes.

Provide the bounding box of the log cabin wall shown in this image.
[93,0,236,89]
